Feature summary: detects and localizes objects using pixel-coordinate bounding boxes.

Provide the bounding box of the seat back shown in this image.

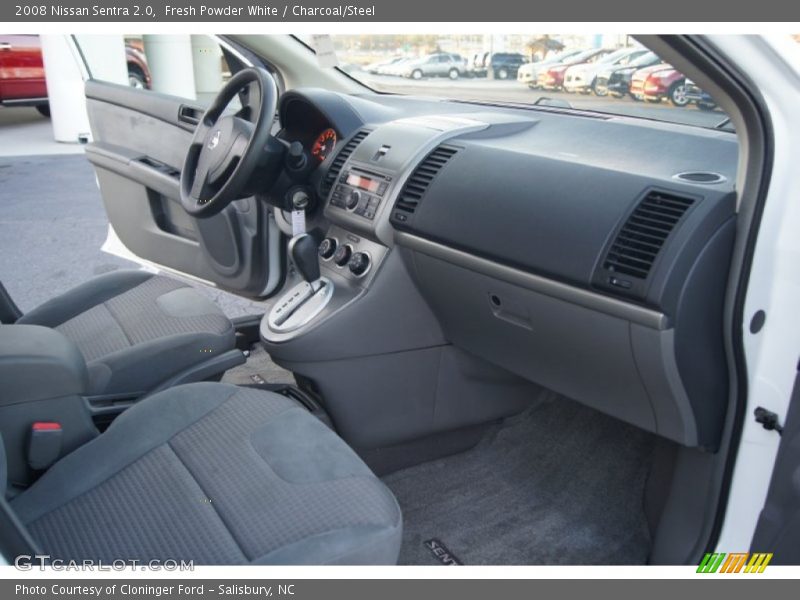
[0,282,22,324]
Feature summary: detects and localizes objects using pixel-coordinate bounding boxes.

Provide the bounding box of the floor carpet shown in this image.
[383,389,655,565]
[222,343,296,386]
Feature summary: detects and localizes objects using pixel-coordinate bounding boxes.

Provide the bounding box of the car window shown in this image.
[326,34,737,129]
[598,48,631,64]
[74,34,235,105]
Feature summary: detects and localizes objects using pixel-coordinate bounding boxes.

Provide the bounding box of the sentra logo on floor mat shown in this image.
[424,539,462,566]
[697,552,773,573]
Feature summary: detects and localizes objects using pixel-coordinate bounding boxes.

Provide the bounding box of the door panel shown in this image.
[750,366,800,564]
[84,80,282,298]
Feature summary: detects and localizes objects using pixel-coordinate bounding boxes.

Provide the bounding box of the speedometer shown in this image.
[311,128,337,163]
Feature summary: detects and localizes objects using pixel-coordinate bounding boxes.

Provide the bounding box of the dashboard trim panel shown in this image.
[396,231,669,331]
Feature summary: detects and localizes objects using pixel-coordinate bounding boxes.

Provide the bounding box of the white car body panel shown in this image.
[711,34,800,552]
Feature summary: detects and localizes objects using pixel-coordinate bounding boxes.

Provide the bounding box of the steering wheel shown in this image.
[180,67,278,218]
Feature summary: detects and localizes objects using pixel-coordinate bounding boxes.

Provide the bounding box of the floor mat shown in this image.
[222,344,295,386]
[383,390,655,565]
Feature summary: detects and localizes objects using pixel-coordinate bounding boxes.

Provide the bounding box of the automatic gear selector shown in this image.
[289,233,322,289]
[267,234,333,333]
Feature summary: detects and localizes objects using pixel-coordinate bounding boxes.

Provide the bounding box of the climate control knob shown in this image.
[333,244,352,267]
[345,190,361,211]
[318,237,337,260]
[348,252,371,277]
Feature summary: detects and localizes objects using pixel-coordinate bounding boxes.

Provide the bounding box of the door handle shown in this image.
[178,104,202,126]
[0,43,12,51]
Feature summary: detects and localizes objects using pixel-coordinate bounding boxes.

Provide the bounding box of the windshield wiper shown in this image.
[533,97,573,109]
[715,116,734,130]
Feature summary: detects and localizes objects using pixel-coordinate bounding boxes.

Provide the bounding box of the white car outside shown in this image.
[563,47,648,93]
[516,48,585,87]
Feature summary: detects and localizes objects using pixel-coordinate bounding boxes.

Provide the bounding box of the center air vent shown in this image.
[321,129,370,195]
[600,190,695,293]
[392,145,458,222]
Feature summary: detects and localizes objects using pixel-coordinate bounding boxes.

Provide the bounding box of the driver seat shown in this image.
[10,270,240,398]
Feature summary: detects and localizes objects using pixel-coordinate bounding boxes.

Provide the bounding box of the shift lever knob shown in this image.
[289,233,320,285]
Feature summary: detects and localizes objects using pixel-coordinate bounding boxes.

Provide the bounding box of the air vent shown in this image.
[603,190,695,280]
[394,145,459,215]
[321,129,370,195]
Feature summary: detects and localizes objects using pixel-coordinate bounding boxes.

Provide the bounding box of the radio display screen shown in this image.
[346,173,381,193]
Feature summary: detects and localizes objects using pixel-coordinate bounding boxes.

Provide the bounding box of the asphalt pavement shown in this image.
[0,107,85,156]
[0,150,265,318]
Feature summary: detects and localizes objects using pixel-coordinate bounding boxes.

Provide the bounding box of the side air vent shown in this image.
[393,145,459,216]
[603,190,695,280]
[321,129,370,195]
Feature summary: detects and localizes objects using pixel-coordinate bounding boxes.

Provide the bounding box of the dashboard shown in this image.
[270,87,739,452]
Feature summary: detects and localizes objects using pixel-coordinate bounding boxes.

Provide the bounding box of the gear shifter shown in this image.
[267,234,333,332]
[289,233,321,289]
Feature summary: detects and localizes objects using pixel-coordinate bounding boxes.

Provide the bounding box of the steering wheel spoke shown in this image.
[190,153,213,202]
[237,81,262,123]
[193,117,212,141]
[208,120,254,183]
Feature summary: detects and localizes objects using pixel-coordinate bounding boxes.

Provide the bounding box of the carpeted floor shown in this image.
[383,389,655,565]
[222,343,296,386]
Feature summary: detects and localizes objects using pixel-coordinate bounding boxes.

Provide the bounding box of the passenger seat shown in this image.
[6,383,403,565]
[8,270,242,397]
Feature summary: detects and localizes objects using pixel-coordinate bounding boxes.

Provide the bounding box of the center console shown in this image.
[260,115,490,342]
[257,115,544,472]
[0,325,98,488]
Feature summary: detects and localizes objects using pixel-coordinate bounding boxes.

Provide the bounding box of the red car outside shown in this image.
[0,35,48,114]
[0,34,151,117]
[629,63,688,107]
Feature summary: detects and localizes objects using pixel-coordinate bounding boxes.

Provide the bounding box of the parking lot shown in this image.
[0,108,265,318]
[356,74,727,129]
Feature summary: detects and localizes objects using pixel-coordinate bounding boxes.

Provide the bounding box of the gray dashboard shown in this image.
[267,88,739,451]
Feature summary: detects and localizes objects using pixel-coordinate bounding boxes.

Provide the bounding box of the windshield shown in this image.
[320,34,733,129]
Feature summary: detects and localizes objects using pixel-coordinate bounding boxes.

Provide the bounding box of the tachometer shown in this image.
[311,128,337,163]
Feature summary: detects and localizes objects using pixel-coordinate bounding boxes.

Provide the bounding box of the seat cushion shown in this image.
[18,271,235,396]
[11,383,402,565]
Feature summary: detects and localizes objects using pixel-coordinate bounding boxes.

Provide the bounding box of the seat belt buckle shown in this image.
[28,422,63,470]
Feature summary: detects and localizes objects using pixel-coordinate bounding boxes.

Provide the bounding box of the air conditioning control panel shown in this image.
[318,225,386,285]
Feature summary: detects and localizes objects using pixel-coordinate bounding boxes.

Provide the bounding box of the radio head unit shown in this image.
[329,165,393,221]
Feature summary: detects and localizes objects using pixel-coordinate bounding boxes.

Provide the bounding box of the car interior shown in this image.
[0,34,763,566]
